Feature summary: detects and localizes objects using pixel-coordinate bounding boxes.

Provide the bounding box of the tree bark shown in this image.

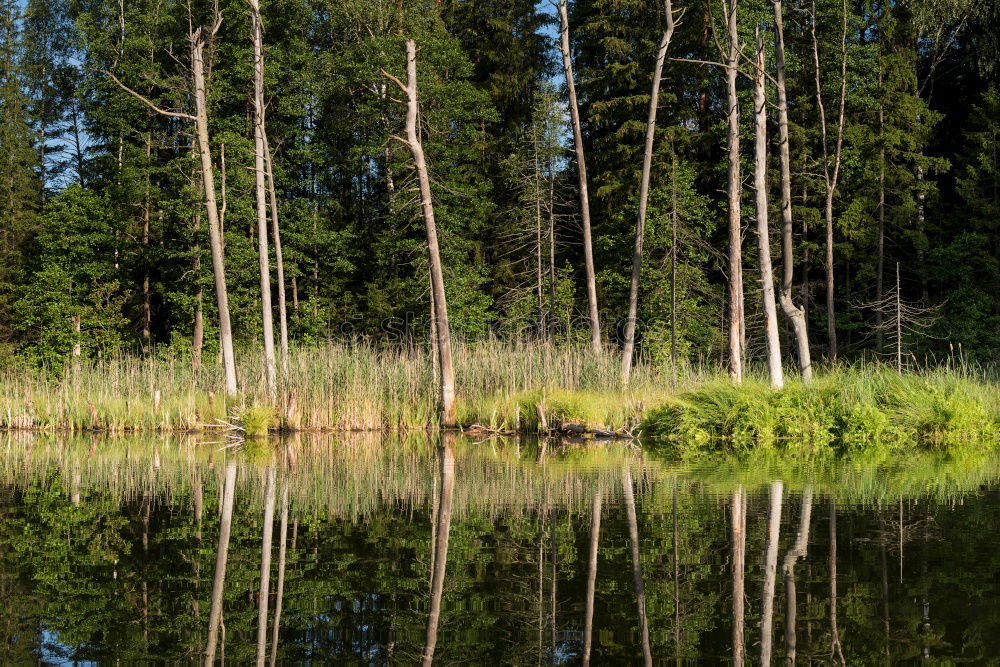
[249,0,277,400]
[724,0,744,382]
[422,433,455,666]
[753,31,784,389]
[623,468,652,666]
[389,40,456,427]
[582,488,602,667]
[782,486,813,664]
[269,480,288,667]
[731,488,746,666]
[773,0,812,381]
[263,133,289,376]
[206,460,237,664]
[759,480,783,665]
[191,25,238,395]
[558,0,601,352]
[621,0,677,386]
[256,464,276,666]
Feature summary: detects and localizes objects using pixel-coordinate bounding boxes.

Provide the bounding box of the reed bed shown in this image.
[0,341,698,432]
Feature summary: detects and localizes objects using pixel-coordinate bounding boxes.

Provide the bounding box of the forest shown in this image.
[1,0,998,431]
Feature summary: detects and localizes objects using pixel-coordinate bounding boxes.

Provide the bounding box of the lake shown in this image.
[1,432,998,663]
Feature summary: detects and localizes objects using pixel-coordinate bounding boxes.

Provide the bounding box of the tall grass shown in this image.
[0,341,698,432]
[642,365,1000,457]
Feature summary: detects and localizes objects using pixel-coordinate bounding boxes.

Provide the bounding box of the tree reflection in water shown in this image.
[0,433,997,664]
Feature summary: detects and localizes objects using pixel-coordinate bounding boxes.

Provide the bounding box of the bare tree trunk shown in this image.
[534,128,545,334]
[810,0,848,362]
[269,480,288,667]
[206,460,237,664]
[582,489,602,667]
[759,480,783,665]
[830,500,845,665]
[422,434,455,666]
[142,133,152,343]
[623,469,652,666]
[753,31,784,389]
[875,58,888,354]
[724,0,744,382]
[782,486,813,665]
[772,0,812,381]
[558,0,601,352]
[263,138,289,377]
[621,0,678,385]
[388,41,456,427]
[731,488,746,666]
[255,465,276,666]
[548,159,557,338]
[191,25,238,395]
[249,0,277,400]
[192,157,205,369]
[670,145,678,389]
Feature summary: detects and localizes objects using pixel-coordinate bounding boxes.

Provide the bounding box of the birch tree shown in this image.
[752,29,784,390]
[384,40,457,427]
[558,0,601,352]
[773,0,812,380]
[104,14,238,395]
[249,0,277,399]
[810,0,848,362]
[722,0,744,382]
[621,0,680,386]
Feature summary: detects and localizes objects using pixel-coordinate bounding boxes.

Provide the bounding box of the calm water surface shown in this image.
[1,432,998,664]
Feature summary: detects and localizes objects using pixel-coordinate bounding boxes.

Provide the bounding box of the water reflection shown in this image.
[1,432,999,663]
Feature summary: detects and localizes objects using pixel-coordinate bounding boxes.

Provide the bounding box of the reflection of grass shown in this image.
[4,430,1000,520]
[642,367,999,458]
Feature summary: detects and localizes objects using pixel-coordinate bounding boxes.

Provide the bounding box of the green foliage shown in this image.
[642,368,1000,458]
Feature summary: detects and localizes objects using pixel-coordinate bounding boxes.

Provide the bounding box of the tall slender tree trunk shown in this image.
[759,480,783,665]
[389,40,456,427]
[191,26,237,395]
[724,0,744,382]
[753,31,784,389]
[782,486,813,664]
[557,0,601,352]
[582,488,602,667]
[810,0,848,362]
[206,460,237,664]
[731,488,747,666]
[263,138,289,376]
[249,0,277,400]
[623,468,652,666]
[548,158,557,338]
[830,500,845,664]
[269,480,288,667]
[773,0,812,380]
[670,145,678,389]
[192,152,205,369]
[142,133,152,343]
[534,128,545,334]
[256,465,276,666]
[422,433,455,666]
[621,0,677,386]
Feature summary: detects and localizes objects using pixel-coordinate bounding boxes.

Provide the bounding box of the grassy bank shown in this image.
[2,344,997,456]
[0,342,693,433]
[642,367,1000,457]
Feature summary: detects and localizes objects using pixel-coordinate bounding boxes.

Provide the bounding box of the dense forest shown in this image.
[1,0,998,375]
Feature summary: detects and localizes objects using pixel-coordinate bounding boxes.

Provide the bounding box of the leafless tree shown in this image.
[558,0,601,351]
